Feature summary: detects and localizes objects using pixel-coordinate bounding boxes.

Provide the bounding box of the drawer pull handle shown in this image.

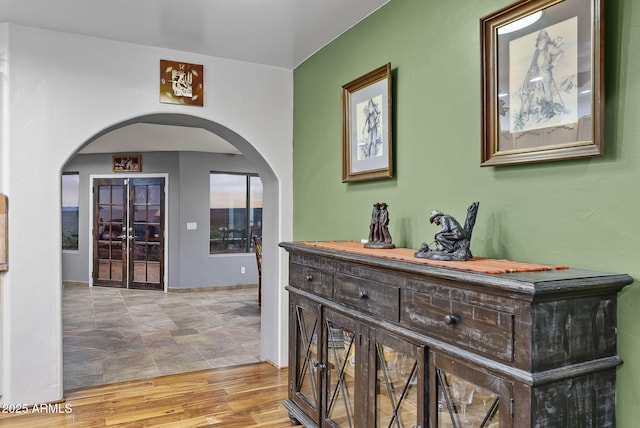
[305,274,313,281]
[359,291,369,299]
[444,314,460,325]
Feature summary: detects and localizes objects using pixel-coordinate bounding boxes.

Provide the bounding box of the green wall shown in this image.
[293,0,640,424]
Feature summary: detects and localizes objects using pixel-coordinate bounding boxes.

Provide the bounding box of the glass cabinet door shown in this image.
[371,329,424,428]
[436,371,499,428]
[433,354,509,428]
[290,295,322,421]
[323,310,359,427]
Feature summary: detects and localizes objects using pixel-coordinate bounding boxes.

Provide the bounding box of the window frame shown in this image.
[209,171,262,255]
[61,172,80,252]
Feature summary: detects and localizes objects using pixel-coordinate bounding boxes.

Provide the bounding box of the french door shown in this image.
[92,177,165,290]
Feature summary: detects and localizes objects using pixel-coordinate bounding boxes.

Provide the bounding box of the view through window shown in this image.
[62,173,80,251]
[210,173,263,254]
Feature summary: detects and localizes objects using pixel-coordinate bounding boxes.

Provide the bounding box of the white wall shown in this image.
[0,24,292,405]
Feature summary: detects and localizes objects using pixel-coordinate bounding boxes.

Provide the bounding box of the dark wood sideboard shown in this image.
[280,241,633,428]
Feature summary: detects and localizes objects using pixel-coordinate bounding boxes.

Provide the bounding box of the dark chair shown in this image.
[252,235,262,306]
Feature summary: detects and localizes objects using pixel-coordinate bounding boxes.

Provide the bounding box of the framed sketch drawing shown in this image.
[342,63,392,182]
[480,0,604,166]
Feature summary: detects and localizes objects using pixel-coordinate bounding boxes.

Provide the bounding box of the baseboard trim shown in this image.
[62,282,258,293]
[63,281,89,288]
[168,284,258,293]
[263,358,287,370]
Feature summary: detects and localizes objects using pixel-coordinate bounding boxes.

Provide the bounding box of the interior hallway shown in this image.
[63,284,261,391]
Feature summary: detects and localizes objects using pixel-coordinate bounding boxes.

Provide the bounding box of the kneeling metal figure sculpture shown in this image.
[415,202,479,261]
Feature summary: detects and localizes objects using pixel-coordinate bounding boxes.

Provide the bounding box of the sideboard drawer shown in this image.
[334,273,400,322]
[401,288,514,362]
[290,262,334,298]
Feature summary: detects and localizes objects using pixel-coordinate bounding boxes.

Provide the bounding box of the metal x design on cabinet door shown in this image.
[436,369,499,428]
[296,306,319,407]
[376,343,419,428]
[325,320,356,427]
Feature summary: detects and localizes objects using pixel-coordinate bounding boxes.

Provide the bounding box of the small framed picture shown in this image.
[341,63,393,182]
[160,59,204,106]
[112,154,142,172]
[480,0,604,166]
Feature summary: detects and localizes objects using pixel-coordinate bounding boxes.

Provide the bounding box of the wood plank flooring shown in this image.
[0,362,292,427]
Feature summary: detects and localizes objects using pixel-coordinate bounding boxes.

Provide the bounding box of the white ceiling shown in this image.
[0,0,389,154]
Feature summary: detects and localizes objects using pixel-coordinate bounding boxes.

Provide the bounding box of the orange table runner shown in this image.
[301,241,569,274]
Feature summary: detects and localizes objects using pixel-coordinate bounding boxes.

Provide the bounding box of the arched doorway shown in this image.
[61,113,283,389]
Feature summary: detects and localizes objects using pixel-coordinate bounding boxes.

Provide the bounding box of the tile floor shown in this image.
[63,284,261,391]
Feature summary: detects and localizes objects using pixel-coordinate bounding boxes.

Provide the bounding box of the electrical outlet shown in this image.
[241,267,246,274]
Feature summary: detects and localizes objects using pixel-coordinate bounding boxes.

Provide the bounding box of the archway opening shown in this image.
[61,113,281,390]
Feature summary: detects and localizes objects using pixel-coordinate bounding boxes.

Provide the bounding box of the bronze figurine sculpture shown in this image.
[415,202,479,261]
[365,202,395,249]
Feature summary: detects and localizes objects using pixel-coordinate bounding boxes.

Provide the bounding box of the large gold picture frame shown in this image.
[341,63,393,182]
[480,0,604,166]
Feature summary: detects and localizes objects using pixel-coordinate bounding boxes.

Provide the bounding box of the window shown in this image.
[210,172,263,254]
[62,173,80,251]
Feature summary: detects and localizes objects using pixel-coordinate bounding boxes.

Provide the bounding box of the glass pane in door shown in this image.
[93,177,164,290]
[94,181,126,287]
[295,305,319,411]
[325,320,356,427]
[375,343,419,427]
[129,178,164,290]
[437,370,499,428]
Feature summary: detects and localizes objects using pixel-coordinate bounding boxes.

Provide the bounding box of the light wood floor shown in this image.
[0,362,292,427]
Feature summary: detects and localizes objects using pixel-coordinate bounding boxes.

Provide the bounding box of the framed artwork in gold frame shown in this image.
[341,63,393,182]
[480,0,604,166]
